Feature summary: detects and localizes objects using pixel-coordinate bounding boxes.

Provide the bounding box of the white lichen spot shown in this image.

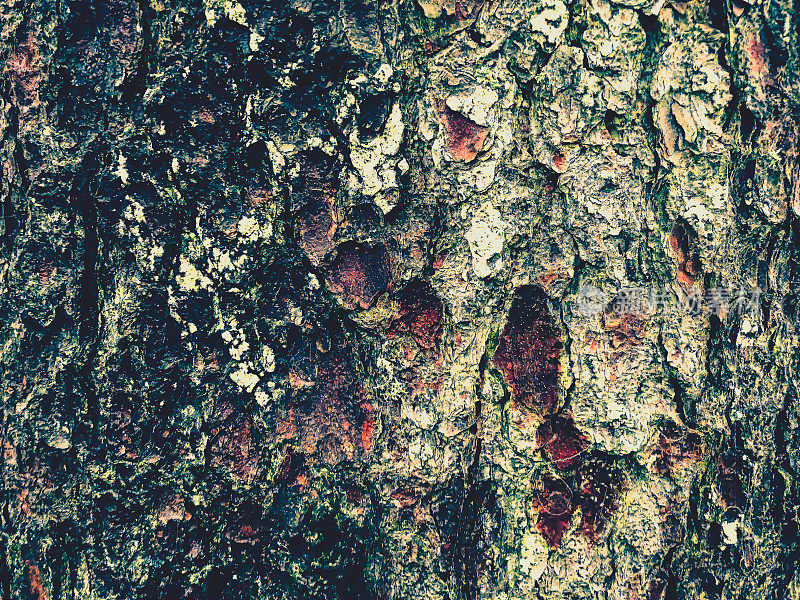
[210,247,234,272]
[261,346,275,373]
[457,161,498,193]
[465,202,506,278]
[519,533,549,581]
[203,0,247,27]
[230,365,260,392]
[238,215,258,237]
[288,303,304,325]
[237,215,271,242]
[176,257,213,292]
[337,92,357,125]
[229,339,249,361]
[722,518,741,545]
[124,198,145,223]
[348,103,405,201]
[374,63,393,85]
[117,153,129,184]
[529,0,569,47]
[265,140,285,173]
[147,245,164,269]
[249,30,264,52]
[445,86,498,127]
[255,388,270,406]
[402,404,437,430]
[707,181,728,210]
[224,0,246,24]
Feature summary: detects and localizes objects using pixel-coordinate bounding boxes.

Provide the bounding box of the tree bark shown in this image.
[1,0,799,598]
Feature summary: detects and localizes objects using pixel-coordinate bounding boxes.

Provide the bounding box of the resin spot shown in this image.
[717,451,749,510]
[670,221,702,286]
[577,455,625,542]
[288,324,373,464]
[360,399,375,451]
[25,563,47,600]
[327,242,391,309]
[274,448,308,486]
[601,309,647,349]
[654,422,703,475]
[209,415,259,481]
[387,280,444,352]
[494,286,562,414]
[437,100,489,162]
[293,149,338,264]
[4,27,42,132]
[227,501,262,544]
[532,475,575,548]
[537,413,590,470]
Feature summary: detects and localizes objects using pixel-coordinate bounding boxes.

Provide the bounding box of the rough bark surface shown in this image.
[2,0,800,598]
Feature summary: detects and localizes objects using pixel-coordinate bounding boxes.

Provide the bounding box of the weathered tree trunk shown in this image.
[1,0,799,598]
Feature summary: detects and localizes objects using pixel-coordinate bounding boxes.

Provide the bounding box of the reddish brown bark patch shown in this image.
[387,281,444,352]
[717,451,749,510]
[107,0,141,70]
[745,32,767,80]
[437,100,489,162]
[601,310,647,349]
[25,563,48,600]
[654,422,703,475]
[670,221,702,286]
[532,475,575,548]
[494,286,562,414]
[288,326,373,464]
[4,27,42,131]
[538,414,590,470]
[390,486,418,508]
[327,242,391,309]
[423,39,444,55]
[293,150,338,263]
[359,399,375,451]
[577,456,625,542]
[209,415,259,481]
[274,447,308,485]
[537,514,571,549]
[227,501,262,544]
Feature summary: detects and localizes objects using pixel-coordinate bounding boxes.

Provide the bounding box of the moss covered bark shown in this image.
[2,0,800,598]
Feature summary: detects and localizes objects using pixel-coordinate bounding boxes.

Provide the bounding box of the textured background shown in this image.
[2,0,800,598]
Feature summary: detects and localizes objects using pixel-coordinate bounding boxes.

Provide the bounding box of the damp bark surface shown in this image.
[2,0,800,599]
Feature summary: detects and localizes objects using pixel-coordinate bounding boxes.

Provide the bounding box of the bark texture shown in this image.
[1,0,800,598]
